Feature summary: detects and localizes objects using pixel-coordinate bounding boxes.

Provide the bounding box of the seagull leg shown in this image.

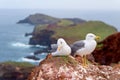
[84,55,87,67]
[82,55,86,67]
[83,55,88,67]
[82,56,84,66]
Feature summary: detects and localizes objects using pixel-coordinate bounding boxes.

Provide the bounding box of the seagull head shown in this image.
[57,38,67,51]
[86,33,100,40]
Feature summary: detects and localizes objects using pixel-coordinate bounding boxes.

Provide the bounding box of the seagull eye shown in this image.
[89,35,93,37]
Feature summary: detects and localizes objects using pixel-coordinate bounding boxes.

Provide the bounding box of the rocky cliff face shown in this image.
[0,63,34,80]
[93,32,120,65]
[29,29,56,49]
[27,54,120,80]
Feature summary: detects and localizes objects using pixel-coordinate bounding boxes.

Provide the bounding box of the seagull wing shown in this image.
[49,44,58,53]
[71,40,85,56]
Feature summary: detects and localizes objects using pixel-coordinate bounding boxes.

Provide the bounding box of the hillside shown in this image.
[29,20,117,47]
[18,13,117,47]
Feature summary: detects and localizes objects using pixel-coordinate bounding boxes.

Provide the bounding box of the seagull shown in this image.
[71,33,100,66]
[51,38,71,56]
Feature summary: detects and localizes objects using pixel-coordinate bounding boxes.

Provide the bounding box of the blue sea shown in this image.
[0,9,120,64]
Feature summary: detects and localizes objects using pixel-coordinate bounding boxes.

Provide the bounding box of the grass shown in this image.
[41,55,78,69]
[34,20,117,44]
[57,19,73,26]
[61,56,78,66]
[53,21,117,43]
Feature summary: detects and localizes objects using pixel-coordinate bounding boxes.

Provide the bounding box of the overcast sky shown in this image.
[0,0,120,10]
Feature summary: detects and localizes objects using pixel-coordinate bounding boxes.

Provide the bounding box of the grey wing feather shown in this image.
[50,44,58,53]
[71,40,85,56]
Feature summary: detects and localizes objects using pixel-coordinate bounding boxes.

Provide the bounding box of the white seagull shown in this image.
[71,33,100,66]
[51,38,71,56]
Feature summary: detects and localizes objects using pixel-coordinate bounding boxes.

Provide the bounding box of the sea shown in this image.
[0,9,120,64]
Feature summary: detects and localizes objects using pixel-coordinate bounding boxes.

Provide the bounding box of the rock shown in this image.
[29,29,56,48]
[27,54,120,80]
[0,63,34,80]
[25,32,33,37]
[25,55,40,60]
[93,32,120,65]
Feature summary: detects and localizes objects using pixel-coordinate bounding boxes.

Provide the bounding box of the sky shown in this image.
[0,0,120,10]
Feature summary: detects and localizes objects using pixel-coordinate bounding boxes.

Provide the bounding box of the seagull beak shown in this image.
[57,46,62,51]
[95,36,101,40]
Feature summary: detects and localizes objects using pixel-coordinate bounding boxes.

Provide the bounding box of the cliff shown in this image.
[27,54,120,80]
[29,21,117,47]
[0,62,34,80]
[18,13,117,47]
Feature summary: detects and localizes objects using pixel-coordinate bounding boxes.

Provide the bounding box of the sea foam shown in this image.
[11,42,47,48]
[18,57,44,63]
[11,42,31,48]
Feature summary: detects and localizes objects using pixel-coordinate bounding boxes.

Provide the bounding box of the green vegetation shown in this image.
[54,21,116,38]
[19,13,117,44]
[1,61,34,68]
[34,20,117,44]
[43,56,78,69]
[58,19,73,26]
[60,56,78,66]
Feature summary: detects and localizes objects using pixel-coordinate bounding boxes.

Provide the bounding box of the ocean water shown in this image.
[0,9,48,64]
[0,9,120,64]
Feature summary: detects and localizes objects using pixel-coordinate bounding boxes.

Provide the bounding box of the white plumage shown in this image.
[51,38,71,56]
[71,33,100,66]
[75,33,97,57]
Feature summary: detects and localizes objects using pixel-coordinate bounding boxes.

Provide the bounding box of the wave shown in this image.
[30,53,34,55]
[33,45,48,48]
[41,53,47,55]
[18,57,44,63]
[11,42,47,48]
[11,42,31,48]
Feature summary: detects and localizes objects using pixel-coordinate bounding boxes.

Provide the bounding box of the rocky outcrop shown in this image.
[27,54,120,80]
[93,32,120,65]
[25,55,40,60]
[29,29,56,49]
[0,63,34,80]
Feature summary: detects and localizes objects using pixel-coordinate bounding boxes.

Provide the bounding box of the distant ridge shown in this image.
[17,13,60,25]
[17,13,86,25]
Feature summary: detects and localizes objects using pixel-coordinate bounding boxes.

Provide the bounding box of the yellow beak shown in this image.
[57,46,62,51]
[95,36,101,40]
